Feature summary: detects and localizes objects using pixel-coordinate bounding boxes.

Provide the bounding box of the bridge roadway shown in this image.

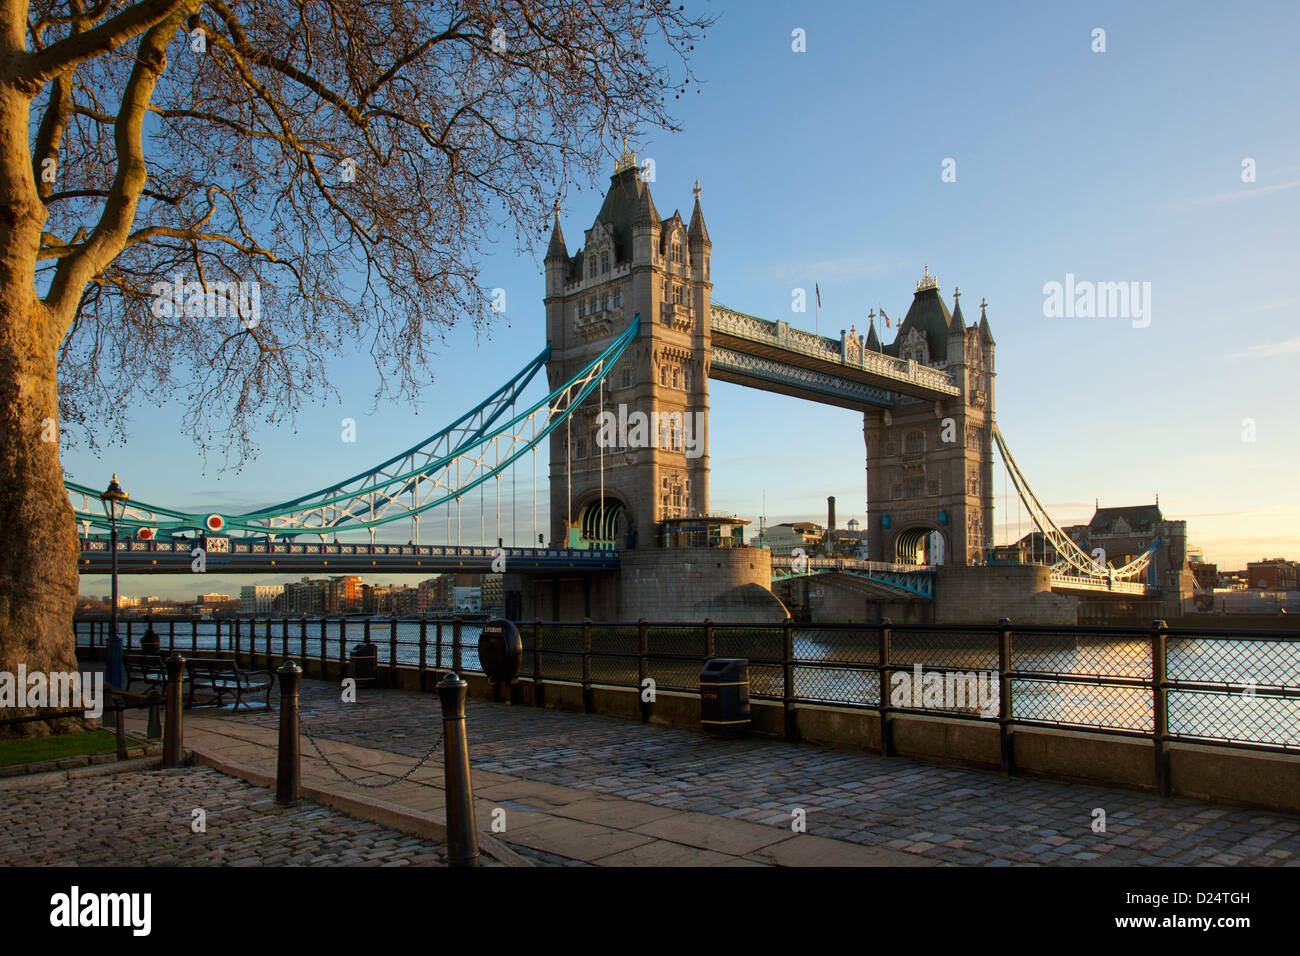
[77,537,618,575]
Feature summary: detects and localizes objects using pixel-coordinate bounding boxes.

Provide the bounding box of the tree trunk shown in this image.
[0,83,80,737]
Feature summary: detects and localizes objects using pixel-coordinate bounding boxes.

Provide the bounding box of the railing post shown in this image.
[532,620,544,708]
[389,615,398,686]
[1151,619,1170,797]
[319,619,327,679]
[276,661,303,805]
[234,618,241,664]
[877,617,893,757]
[581,618,593,714]
[704,617,716,660]
[437,673,480,867]
[637,619,650,723]
[782,618,797,742]
[452,618,463,674]
[998,618,1016,774]
[435,620,444,671]
[300,616,308,663]
[163,654,186,769]
[364,618,371,647]
[339,619,349,678]
[418,619,428,691]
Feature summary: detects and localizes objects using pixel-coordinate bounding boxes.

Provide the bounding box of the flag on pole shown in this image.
[815,283,821,309]
[880,307,891,328]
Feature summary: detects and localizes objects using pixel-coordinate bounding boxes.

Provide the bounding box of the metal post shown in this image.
[637,619,649,723]
[452,618,463,674]
[998,618,1016,774]
[282,617,289,664]
[389,616,398,687]
[437,673,480,867]
[782,618,796,742]
[146,697,162,740]
[214,617,222,654]
[108,520,123,690]
[338,618,347,680]
[113,692,127,759]
[319,619,327,679]
[300,616,308,663]
[163,654,186,768]
[581,618,592,714]
[1151,619,1170,797]
[878,617,893,757]
[436,620,444,672]
[234,617,242,663]
[419,619,428,691]
[704,618,716,660]
[532,620,544,708]
[276,661,303,805]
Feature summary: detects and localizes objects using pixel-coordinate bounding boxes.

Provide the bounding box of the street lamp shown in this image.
[100,474,129,690]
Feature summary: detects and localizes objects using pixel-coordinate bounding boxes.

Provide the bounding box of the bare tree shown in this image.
[0,0,710,730]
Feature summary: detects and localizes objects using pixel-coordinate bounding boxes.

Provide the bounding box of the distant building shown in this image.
[1189,562,1218,591]
[751,521,823,555]
[240,585,284,614]
[326,576,362,613]
[196,592,230,604]
[1245,559,1298,591]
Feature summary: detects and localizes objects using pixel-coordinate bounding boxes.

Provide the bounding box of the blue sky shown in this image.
[68,0,1300,598]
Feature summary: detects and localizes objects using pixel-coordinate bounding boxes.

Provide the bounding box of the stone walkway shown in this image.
[0,765,447,866]
[183,680,1300,866]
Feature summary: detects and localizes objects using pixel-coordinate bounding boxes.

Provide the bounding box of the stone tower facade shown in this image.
[864,269,996,566]
[543,149,712,549]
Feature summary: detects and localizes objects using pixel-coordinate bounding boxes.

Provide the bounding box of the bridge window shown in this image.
[885,441,897,456]
[622,367,631,388]
[602,253,610,274]
[927,479,940,497]
[905,430,925,454]
[601,292,609,311]
[672,367,680,388]
[906,478,924,498]
[891,484,903,500]
[590,297,597,314]
[968,469,980,495]
[575,439,586,459]
[671,242,682,264]
[660,366,668,386]
[613,288,622,308]
[588,259,595,278]
[673,284,684,305]
[578,300,585,317]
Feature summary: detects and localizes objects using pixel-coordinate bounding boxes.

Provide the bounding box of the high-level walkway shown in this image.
[168,681,1300,867]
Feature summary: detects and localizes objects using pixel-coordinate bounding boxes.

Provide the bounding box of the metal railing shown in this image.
[73,615,1300,785]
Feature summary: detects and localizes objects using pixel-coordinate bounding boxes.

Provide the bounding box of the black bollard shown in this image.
[163,654,186,768]
[276,661,303,805]
[437,673,479,867]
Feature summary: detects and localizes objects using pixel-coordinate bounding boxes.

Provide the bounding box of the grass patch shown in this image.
[0,730,122,768]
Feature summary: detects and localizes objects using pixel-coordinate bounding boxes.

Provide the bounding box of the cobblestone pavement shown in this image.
[0,766,447,866]
[224,680,1300,866]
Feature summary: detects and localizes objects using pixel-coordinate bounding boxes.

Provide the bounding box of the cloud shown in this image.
[1172,179,1300,208]
[1228,335,1300,360]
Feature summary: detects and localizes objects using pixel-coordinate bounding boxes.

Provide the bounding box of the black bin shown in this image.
[351,643,378,685]
[700,658,750,737]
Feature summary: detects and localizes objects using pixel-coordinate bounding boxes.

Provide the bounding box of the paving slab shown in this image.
[745,833,940,867]
[631,812,792,856]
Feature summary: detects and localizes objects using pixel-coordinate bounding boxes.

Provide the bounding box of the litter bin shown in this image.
[700,658,750,737]
[140,626,161,661]
[351,643,378,685]
[478,619,522,683]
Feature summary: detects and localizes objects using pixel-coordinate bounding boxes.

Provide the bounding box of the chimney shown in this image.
[827,496,836,533]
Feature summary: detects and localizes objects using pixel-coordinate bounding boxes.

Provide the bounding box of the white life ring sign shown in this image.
[205,514,225,532]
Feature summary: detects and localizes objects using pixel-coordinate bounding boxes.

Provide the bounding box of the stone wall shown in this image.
[618,546,786,622]
[934,564,1075,625]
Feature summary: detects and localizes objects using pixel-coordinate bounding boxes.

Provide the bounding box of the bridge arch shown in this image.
[575,495,634,550]
[892,525,948,566]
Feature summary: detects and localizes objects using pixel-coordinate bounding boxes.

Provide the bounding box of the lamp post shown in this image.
[101,474,129,690]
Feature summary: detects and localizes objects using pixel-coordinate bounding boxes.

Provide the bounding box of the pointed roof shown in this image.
[865,317,881,352]
[978,297,995,345]
[545,207,568,261]
[950,287,965,327]
[884,267,953,361]
[593,164,658,262]
[1088,502,1163,534]
[688,180,710,244]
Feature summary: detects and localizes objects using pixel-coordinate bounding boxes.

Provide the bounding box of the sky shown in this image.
[67,0,1300,599]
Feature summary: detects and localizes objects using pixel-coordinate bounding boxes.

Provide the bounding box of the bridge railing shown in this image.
[74,616,1299,775]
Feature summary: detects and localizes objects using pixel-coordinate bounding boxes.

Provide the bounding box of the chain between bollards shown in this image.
[437,672,479,867]
[276,661,303,805]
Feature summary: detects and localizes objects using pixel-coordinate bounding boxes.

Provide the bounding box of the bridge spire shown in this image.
[688,179,710,244]
[545,202,568,261]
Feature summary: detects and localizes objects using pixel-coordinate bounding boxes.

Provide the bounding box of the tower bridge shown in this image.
[69,148,1177,623]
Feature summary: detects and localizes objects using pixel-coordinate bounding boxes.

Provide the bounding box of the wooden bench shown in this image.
[186,659,275,710]
[123,652,168,695]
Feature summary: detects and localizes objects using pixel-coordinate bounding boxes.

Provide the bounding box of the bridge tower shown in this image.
[864,268,996,565]
[543,144,712,549]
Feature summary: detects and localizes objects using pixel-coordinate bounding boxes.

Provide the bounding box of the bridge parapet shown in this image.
[711,303,960,397]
